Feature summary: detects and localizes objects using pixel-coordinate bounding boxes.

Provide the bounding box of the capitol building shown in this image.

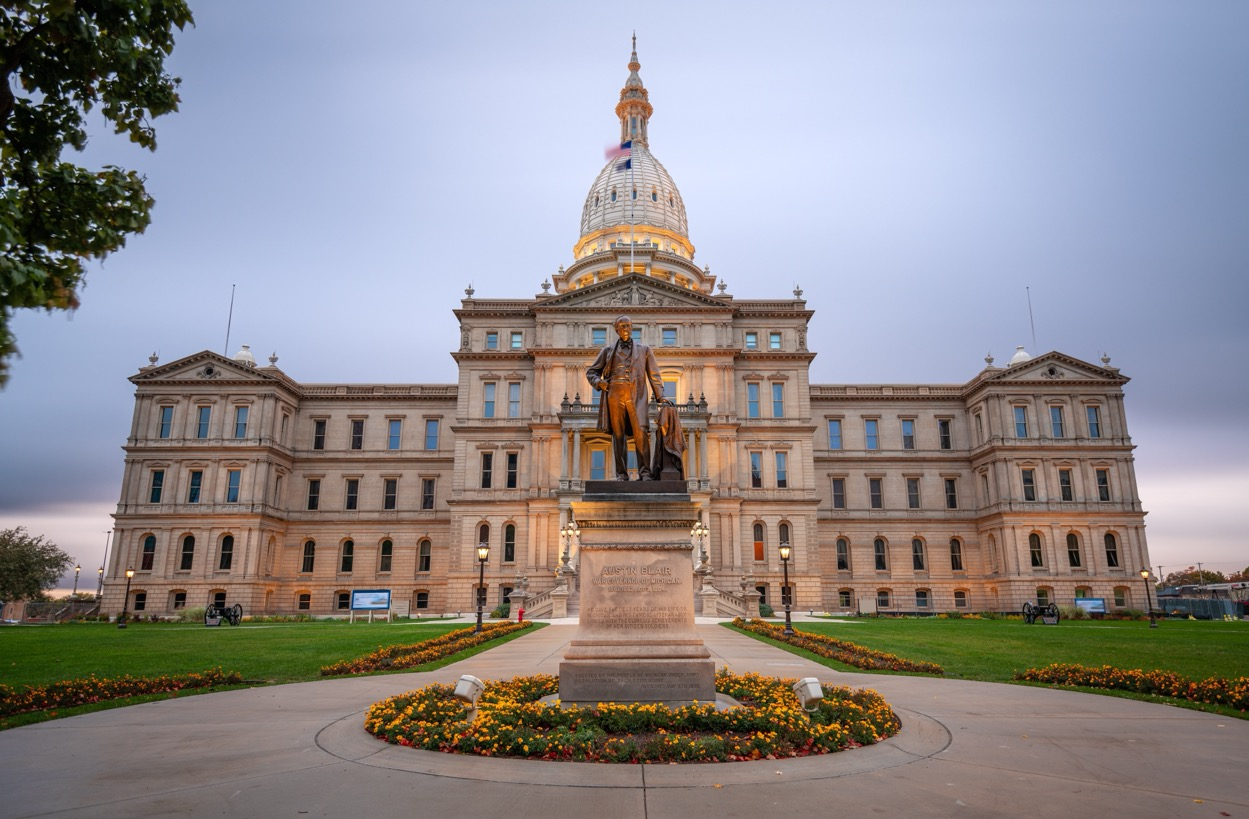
[102,44,1151,619]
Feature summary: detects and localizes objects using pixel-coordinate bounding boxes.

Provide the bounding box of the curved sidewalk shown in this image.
[1,623,1245,818]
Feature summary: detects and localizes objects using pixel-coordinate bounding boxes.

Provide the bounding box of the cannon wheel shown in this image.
[1021,601,1036,624]
[228,603,243,626]
[204,604,218,625]
[1045,603,1060,624]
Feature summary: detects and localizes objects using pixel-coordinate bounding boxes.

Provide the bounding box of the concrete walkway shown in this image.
[1,621,1246,818]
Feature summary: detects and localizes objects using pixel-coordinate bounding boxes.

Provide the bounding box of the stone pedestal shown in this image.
[559,487,714,706]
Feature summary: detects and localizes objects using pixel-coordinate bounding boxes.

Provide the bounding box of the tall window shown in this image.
[383,478,398,510]
[831,477,846,509]
[415,591,429,609]
[836,537,850,571]
[504,524,516,562]
[1104,532,1120,567]
[508,382,521,418]
[141,534,156,570]
[306,479,320,511]
[906,477,921,509]
[1067,533,1082,567]
[1050,406,1066,438]
[1096,468,1111,501]
[1013,406,1028,438]
[506,452,519,489]
[477,522,490,549]
[149,470,164,503]
[1029,533,1044,567]
[313,419,326,450]
[950,538,964,571]
[218,535,234,571]
[187,470,203,504]
[752,523,765,561]
[662,327,677,346]
[775,452,788,488]
[483,383,496,418]
[196,406,211,439]
[387,419,402,450]
[485,331,498,350]
[226,469,241,503]
[418,539,432,572]
[938,418,952,450]
[379,539,393,573]
[901,419,915,450]
[481,453,493,488]
[769,332,781,350]
[1059,468,1074,501]
[746,383,760,418]
[180,535,195,571]
[778,522,791,546]
[424,419,439,450]
[869,477,883,509]
[944,478,958,509]
[233,406,249,439]
[828,419,842,450]
[911,538,926,571]
[421,478,435,510]
[873,538,887,571]
[1086,405,1102,438]
[745,331,758,349]
[838,589,852,607]
[340,540,354,573]
[771,383,784,418]
[158,406,173,438]
[350,419,364,449]
[590,449,606,480]
[749,452,763,488]
[1021,468,1037,501]
[865,419,879,450]
[510,331,523,349]
[345,478,359,510]
[301,540,315,573]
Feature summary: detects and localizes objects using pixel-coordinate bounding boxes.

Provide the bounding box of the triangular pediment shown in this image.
[130,350,278,385]
[539,274,728,311]
[984,352,1127,385]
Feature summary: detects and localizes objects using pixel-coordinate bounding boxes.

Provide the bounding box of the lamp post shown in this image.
[691,519,709,574]
[118,568,135,629]
[1140,569,1157,628]
[72,564,81,595]
[778,541,794,635]
[559,518,579,574]
[474,542,490,634]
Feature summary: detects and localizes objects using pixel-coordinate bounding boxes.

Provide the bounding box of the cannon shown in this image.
[205,602,243,626]
[1022,601,1060,625]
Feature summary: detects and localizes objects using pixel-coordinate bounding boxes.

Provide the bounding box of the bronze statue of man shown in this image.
[586,315,669,480]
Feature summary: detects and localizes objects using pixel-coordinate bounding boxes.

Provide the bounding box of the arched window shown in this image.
[1035,587,1052,606]
[610,187,617,202]
[873,538,887,571]
[876,589,891,608]
[835,537,850,571]
[504,524,516,563]
[415,590,429,610]
[752,523,765,561]
[336,590,350,610]
[911,538,926,571]
[1066,533,1082,567]
[379,539,393,573]
[953,590,968,608]
[218,534,234,571]
[418,538,432,573]
[340,540,354,573]
[179,535,195,571]
[297,592,311,610]
[301,540,315,573]
[477,522,490,548]
[778,522,791,546]
[949,538,964,571]
[1104,532,1120,567]
[141,534,156,571]
[1029,533,1044,567]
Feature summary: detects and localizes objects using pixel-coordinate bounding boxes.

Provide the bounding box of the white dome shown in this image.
[1008,345,1032,366]
[232,344,256,368]
[579,144,689,240]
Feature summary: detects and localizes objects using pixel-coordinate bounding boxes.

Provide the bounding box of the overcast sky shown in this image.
[2,0,1246,589]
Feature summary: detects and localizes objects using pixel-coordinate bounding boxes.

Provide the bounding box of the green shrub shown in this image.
[758,603,774,618]
[176,606,206,624]
[1058,604,1090,620]
[490,603,511,619]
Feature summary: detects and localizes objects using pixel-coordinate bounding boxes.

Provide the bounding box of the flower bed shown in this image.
[320,621,535,676]
[0,669,244,717]
[1015,663,1249,710]
[365,670,900,763]
[732,618,944,675]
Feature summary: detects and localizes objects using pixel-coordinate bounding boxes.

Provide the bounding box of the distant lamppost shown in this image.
[474,542,490,634]
[1140,569,1157,628]
[559,518,579,575]
[778,541,794,636]
[691,519,709,572]
[118,568,135,629]
[72,564,81,595]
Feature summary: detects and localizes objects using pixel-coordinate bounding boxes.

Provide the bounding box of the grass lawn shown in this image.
[758,616,1249,682]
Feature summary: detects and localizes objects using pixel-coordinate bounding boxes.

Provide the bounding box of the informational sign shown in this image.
[351,589,392,611]
[1074,598,1106,614]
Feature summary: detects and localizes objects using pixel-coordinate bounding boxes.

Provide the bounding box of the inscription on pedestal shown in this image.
[560,660,716,704]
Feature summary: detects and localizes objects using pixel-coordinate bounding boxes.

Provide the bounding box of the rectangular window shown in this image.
[944,478,958,510]
[383,478,398,510]
[662,327,677,346]
[158,406,173,439]
[485,331,498,350]
[219,536,234,571]
[590,449,606,480]
[662,380,678,401]
[769,332,781,350]
[1114,588,1125,607]
[746,383,760,418]
[345,478,359,510]
[630,326,641,342]
[180,537,194,571]
[313,419,326,450]
[481,452,493,489]
[1087,406,1102,438]
[196,406,211,439]
[836,539,849,571]
[874,539,887,571]
[750,452,763,488]
[149,470,164,504]
[831,478,846,509]
[306,479,320,510]
[504,526,516,563]
[592,327,607,346]
[938,419,952,450]
[508,382,521,418]
[132,592,147,611]
[906,477,921,509]
[298,593,311,610]
[226,469,241,504]
[506,452,519,489]
[1050,406,1066,438]
[510,331,523,349]
[901,419,915,450]
[839,589,852,607]
[828,419,842,450]
[771,383,784,418]
[954,590,968,608]
[483,383,496,418]
[173,591,186,609]
[745,331,758,350]
[752,525,765,562]
[350,419,364,450]
[865,419,879,450]
[869,477,883,509]
[424,418,439,450]
[912,539,926,571]
[234,406,249,439]
[1014,406,1028,438]
[950,539,964,571]
[1021,468,1036,502]
[415,591,429,609]
[387,419,402,450]
[379,541,394,573]
[916,590,929,608]
[877,590,890,609]
[421,478,435,510]
[775,452,788,488]
[187,470,203,504]
[1059,469,1073,501]
[1096,468,1111,501]
[340,541,354,573]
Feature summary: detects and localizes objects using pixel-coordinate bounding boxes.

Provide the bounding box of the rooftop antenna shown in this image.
[224,284,236,356]
[1026,286,1037,352]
